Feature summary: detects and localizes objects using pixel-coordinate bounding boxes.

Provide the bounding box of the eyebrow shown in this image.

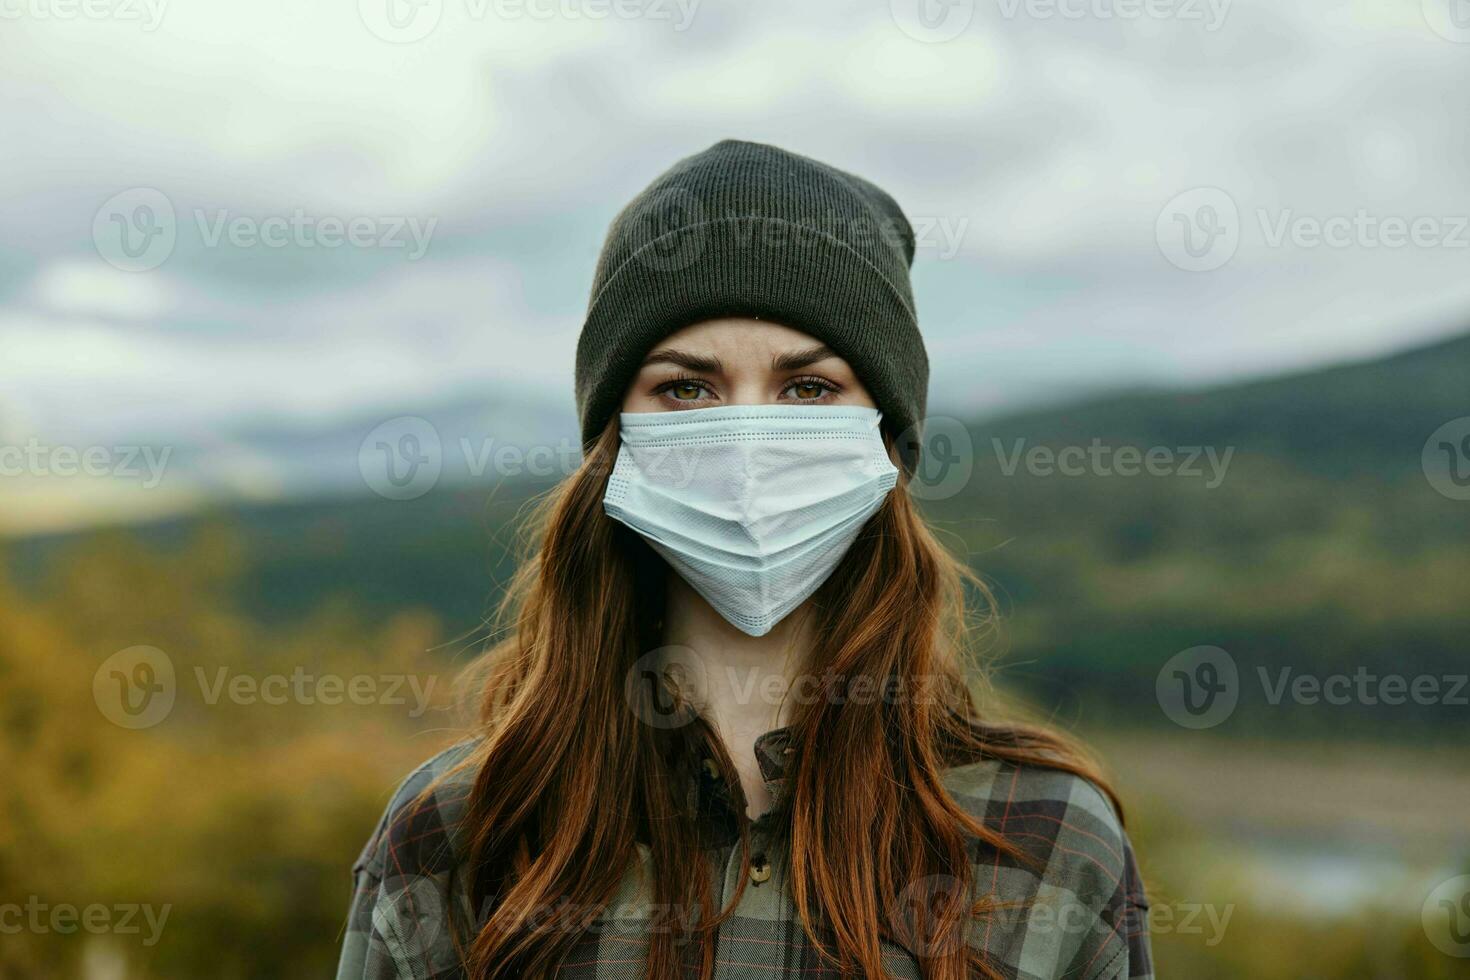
[640,343,839,374]
[642,348,723,373]
[771,344,838,372]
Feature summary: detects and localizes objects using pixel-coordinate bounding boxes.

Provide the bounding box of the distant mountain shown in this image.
[200,390,579,498]
[965,329,1470,481]
[0,387,578,536]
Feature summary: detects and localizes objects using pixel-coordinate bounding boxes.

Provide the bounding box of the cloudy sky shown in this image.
[4,0,1470,525]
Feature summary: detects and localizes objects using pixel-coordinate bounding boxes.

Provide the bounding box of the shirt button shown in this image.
[749,856,771,885]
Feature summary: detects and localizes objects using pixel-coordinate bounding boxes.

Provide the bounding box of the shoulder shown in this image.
[942,759,1152,979]
[942,758,1130,886]
[339,742,482,979]
[352,739,482,883]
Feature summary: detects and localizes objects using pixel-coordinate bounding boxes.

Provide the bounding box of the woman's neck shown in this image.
[660,574,809,819]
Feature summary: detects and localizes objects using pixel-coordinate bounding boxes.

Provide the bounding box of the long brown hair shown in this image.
[437,421,1120,979]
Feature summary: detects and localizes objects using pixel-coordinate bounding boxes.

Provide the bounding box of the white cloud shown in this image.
[32,259,179,319]
[2,0,1469,456]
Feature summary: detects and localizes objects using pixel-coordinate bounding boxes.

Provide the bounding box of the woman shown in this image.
[337,140,1152,980]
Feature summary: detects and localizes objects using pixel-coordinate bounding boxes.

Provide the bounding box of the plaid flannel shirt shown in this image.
[336,731,1153,980]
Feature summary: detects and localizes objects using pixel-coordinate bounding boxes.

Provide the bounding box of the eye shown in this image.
[781,375,840,402]
[652,377,716,406]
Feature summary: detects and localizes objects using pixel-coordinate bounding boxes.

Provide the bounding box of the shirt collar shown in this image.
[690,726,797,835]
[751,726,796,789]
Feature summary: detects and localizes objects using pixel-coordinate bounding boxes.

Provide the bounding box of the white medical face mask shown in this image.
[602,404,900,637]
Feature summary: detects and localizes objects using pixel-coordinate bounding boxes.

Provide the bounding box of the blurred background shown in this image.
[3,0,1469,976]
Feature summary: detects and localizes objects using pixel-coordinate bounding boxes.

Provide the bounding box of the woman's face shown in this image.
[620,318,877,413]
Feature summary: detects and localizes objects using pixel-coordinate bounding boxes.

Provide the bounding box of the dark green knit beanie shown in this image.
[574,139,929,471]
